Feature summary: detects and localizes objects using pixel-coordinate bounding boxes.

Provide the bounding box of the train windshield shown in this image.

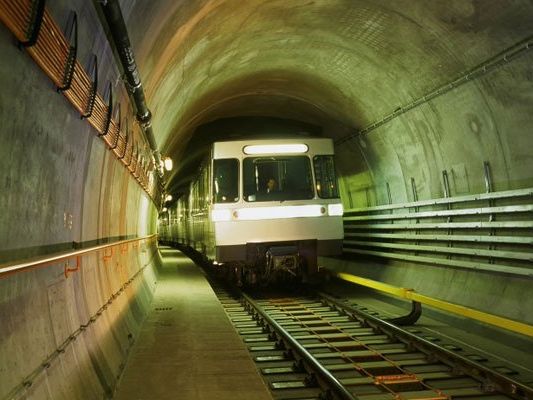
[213,158,239,203]
[313,155,340,198]
[243,156,314,202]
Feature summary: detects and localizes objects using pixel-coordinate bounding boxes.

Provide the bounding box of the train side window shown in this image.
[213,158,239,203]
[313,155,340,198]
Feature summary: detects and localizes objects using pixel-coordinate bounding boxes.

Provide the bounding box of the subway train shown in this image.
[159,138,344,285]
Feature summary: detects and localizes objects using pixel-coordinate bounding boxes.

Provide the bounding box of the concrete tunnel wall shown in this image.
[329,48,533,326]
[123,0,533,324]
[0,1,161,398]
[0,0,532,399]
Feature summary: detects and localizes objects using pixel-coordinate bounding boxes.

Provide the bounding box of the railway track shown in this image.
[210,282,533,400]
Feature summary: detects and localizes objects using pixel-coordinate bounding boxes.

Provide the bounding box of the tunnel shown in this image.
[0,1,532,399]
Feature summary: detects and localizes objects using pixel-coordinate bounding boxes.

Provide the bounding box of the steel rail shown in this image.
[0,234,157,278]
[319,292,533,400]
[241,292,357,400]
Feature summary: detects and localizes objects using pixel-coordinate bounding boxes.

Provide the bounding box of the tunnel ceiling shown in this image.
[123,0,533,194]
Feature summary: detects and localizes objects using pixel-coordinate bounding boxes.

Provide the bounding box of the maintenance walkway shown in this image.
[113,246,271,400]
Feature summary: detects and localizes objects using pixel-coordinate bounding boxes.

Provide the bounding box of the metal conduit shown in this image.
[97,0,162,173]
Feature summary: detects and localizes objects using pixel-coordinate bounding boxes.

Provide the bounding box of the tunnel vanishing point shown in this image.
[0,1,532,399]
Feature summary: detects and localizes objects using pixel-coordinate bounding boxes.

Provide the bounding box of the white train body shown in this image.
[160,138,343,282]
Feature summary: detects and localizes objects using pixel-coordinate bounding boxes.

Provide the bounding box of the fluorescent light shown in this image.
[163,157,173,171]
[328,203,343,216]
[211,209,231,221]
[243,144,308,155]
[236,205,324,220]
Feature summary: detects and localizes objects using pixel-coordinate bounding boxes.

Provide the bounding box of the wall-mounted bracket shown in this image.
[57,11,77,92]
[483,161,493,194]
[19,0,46,47]
[118,118,129,159]
[386,182,392,205]
[109,104,121,150]
[99,81,113,137]
[64,255,81,278]
[386,301,422,325]
[103,247,114,262]
[126,140,136,167]
[82,54,98,119]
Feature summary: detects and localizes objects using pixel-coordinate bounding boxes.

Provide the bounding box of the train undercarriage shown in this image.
[214,240,320,286]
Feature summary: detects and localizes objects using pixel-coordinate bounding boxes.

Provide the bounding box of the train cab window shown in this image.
[213,159,239,203]
[243,156,314,202]
[313,155,340,198]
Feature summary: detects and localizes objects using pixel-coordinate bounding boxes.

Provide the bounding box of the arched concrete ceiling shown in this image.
[123,0,533,194]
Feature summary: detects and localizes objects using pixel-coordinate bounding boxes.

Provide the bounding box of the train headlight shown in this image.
[235,205,323,220]
[211,209,232,221]
[328,203,343,216]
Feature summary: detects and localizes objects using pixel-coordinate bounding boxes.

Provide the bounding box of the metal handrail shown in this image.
[345,232,533,245]
[344,240,531,261]
[345,204,533,221]
[342,248,533,277]
[342,187,532,276]
[0,234,157,278]
[344,187,532,214]
[242,293,357,400]
[345,221,533,229]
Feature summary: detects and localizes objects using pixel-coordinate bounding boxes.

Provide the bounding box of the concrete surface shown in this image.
[0,243,160,399]
[113,247,272,400]
[0,2,161,397]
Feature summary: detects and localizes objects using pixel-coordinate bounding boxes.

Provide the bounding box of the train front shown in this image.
[210,138,343,284]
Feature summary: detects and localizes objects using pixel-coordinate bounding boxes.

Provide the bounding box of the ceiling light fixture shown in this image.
[163,157,173,171]
[243,144,308,155]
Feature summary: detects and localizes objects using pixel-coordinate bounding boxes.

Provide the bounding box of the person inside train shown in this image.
[265,177,278,194]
